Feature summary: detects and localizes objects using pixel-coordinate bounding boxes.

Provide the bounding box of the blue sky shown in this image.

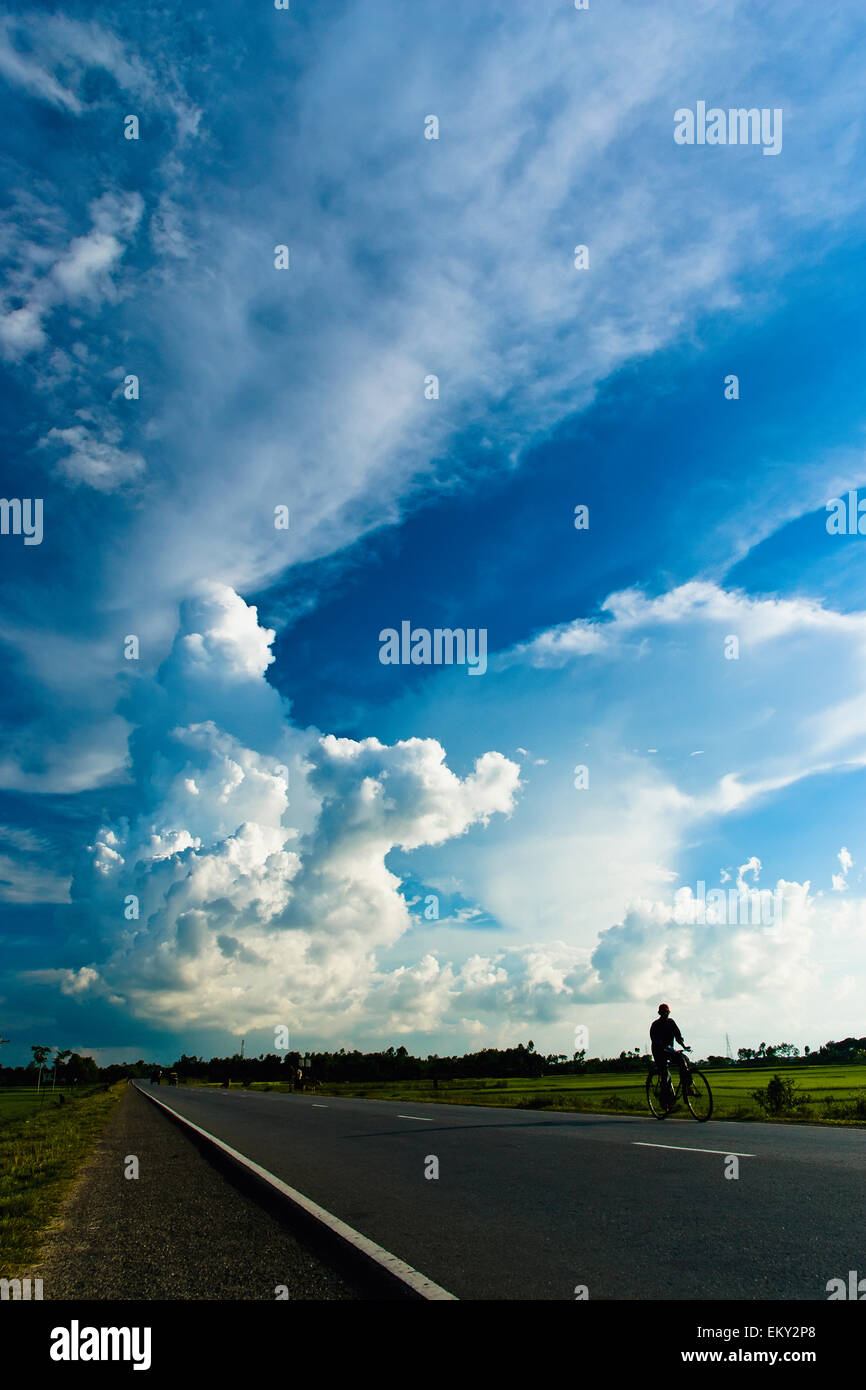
[2,0,866,1068]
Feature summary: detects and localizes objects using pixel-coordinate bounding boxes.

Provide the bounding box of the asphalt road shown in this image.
[133,1085,865,1300]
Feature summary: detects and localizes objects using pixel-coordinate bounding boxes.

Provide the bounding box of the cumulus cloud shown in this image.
[55,586,520,1034]
[832,845,853,892]
[39,422,145,490]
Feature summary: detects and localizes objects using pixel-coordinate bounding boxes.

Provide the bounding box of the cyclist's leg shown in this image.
[654,1051,671,1104]
[664,1049,678,1102]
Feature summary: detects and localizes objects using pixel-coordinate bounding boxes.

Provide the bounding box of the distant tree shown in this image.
[31,1044,52,1093]
[65,1052,98,1083]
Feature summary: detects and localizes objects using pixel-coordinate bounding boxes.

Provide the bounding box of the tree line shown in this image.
[2,1034,865,1086]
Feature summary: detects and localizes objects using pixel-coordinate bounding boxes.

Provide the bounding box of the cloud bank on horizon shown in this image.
[2,1,866,1061]
[20,580,866,1055]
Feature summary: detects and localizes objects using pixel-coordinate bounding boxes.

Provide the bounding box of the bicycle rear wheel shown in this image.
[684,1068,713,1122]
[646,1068,677,1118]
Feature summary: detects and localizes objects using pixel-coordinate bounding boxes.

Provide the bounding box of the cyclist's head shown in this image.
[658,1003,670,1015]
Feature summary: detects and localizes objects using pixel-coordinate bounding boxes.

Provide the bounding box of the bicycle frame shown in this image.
[660,1047,690,1086]
[647,1048,713,1121]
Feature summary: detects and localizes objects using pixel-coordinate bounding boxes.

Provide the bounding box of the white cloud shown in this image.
[501,581,866,819]
[506,582,866,670]
[0,17,83,112]
[0,13,199,134]
[48,583,859,1045]
[0,853,70,904]
[51,588,520,1034]
[167,583,276,682]
[0,305,47,357]
[832,845,853,891]
[40,423,145,490]
[0,191,143,364]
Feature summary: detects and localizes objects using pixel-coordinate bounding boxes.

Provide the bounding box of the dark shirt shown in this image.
[650,1016,684,1055]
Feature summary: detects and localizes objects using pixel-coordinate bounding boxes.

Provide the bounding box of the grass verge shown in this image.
[0,1083,124,1276]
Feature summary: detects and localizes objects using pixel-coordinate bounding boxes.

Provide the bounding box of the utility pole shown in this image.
[725,1032,733,1061]
[240,1038,245,1059]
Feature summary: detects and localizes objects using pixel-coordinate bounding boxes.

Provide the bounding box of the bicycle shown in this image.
[646,1046,713,1122]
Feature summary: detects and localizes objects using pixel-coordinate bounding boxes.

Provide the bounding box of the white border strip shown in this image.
[134,1085,457,1301]
[633,1142,755,1156]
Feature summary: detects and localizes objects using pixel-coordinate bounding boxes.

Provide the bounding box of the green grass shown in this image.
[207,1065,866,1126]
[0,1088,53,1124]
[0,1083,123,1277]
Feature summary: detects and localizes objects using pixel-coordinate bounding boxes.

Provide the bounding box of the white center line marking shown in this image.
[634,1142,755,1156]
[398,1114,433,1121]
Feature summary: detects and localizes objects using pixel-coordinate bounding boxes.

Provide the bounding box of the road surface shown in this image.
[134,1085,865,1300]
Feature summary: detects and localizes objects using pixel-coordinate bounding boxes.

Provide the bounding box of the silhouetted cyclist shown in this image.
[650,1003,689,1105]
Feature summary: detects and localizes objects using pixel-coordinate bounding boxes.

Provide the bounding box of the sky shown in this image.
[1,0,866,1068]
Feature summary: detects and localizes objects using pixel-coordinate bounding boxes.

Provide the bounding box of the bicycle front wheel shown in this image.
[685,1068,713,1122]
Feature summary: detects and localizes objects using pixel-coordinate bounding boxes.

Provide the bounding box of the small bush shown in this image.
[750,1074,809,1116]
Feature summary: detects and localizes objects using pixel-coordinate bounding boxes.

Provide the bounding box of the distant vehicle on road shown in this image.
[168,1072,179,1086]
[150,1071,161,1085]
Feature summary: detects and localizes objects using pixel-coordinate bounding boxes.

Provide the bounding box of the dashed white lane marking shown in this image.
[398,1114,434,1121]
[312,1103,328,1108]
[634,1142,755,1156]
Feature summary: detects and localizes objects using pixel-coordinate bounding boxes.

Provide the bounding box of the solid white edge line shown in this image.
[633,1142,755,1156]
[133,1085,457,1301]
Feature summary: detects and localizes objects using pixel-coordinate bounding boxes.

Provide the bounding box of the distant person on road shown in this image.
[650,1003,688,1104]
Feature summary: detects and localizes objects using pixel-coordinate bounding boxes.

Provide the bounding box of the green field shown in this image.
[0,1083,122,1277]
[219,1065,866,1125]
[0,1086,77,1124]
